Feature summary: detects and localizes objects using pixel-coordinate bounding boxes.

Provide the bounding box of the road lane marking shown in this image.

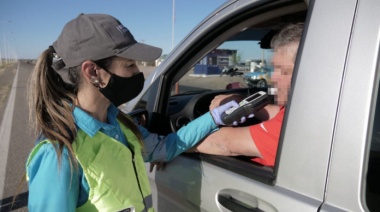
[0,63,19,198]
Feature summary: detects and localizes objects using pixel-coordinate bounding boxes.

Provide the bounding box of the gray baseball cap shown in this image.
[52,13,162,70]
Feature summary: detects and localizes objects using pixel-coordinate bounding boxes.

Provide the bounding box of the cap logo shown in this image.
[116,25,129,34]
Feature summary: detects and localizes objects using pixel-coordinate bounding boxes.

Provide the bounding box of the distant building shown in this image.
[194,49,237,75]
[198,49,237,67]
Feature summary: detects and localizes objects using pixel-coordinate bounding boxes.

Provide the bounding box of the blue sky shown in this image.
[0,0,227,59]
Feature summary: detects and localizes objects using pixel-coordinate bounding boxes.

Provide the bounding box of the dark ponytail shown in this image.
[28,48,78,168]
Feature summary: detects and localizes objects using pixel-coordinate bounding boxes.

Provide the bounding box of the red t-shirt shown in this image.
[249,106,285,167]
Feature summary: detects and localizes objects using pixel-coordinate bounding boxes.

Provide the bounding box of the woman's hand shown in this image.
[210,94,255,125]
[209,94,245,110]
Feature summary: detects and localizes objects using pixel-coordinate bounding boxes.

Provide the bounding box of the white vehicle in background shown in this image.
[125,0,380,211]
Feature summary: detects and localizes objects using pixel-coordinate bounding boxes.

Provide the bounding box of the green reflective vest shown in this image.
[27,120,153,212]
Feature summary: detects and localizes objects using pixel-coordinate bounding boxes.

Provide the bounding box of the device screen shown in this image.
[245,93,261,101]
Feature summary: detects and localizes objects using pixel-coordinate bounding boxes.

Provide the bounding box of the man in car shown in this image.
[189,23,304,167]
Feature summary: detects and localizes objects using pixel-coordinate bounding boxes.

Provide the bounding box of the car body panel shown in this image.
[276,0,357,199]
[319,0,380,211]
[145,155,322,212]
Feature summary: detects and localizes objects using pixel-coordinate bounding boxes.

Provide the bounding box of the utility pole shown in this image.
[3,34,7,64]
[172,0,175,50]
[172,0,180,94]
[0,20,12,65]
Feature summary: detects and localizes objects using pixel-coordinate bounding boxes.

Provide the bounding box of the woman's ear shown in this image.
[82,61,97,79]
[82,61,102,87]
[82,60,111,88]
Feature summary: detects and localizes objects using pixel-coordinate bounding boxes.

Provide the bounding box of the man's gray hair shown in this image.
[271,22,304,49]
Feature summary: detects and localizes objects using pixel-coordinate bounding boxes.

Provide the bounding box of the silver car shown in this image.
[124,0,380,211]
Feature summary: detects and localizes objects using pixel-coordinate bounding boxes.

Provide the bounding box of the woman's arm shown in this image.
[27,143,79,212]
[139,112,217,162]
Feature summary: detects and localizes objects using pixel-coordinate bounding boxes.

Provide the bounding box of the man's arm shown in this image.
[188,126,262,157]
[254,104,281,121]
[189,94,282,159]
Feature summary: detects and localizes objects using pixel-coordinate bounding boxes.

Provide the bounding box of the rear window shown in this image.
[365,70,380,211]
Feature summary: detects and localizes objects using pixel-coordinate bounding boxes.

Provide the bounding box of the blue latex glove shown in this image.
[211,100,241,125]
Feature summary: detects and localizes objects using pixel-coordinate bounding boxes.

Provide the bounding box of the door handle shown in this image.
[218,193,265,212]
[217,189,277,212]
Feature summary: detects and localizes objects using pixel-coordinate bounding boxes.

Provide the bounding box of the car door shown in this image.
[123,0,361,211]
[318,0,380,211]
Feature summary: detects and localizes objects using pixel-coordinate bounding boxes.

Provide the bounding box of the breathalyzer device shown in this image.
[221,91,268,125]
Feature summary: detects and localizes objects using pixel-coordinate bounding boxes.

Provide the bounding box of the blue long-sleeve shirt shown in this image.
[27,104,217,211]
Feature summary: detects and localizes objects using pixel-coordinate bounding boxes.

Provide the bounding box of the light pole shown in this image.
[0,40,2,66]
[3,34,8,64]
[0,20,12,66]
[2,31,18,65]
[172,0,175,50]
[172,0,180,94]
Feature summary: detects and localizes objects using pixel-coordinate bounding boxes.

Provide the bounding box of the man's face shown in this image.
[271,45,296,105]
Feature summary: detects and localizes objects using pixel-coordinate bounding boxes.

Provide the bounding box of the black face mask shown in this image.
[99,72,144,107]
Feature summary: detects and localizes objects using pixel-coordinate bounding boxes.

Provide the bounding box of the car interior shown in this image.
[132,1,309,184]
[129,0,380,209]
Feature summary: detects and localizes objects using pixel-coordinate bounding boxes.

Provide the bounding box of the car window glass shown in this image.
[135,86,150,110]
[170,32,273,96]
[366,75,380,211]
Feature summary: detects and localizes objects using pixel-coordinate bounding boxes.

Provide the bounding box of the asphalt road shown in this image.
[0,62,33,212]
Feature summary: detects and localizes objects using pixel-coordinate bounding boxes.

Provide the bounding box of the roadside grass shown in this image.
[0,63,17,111]
[0,85,11,110]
